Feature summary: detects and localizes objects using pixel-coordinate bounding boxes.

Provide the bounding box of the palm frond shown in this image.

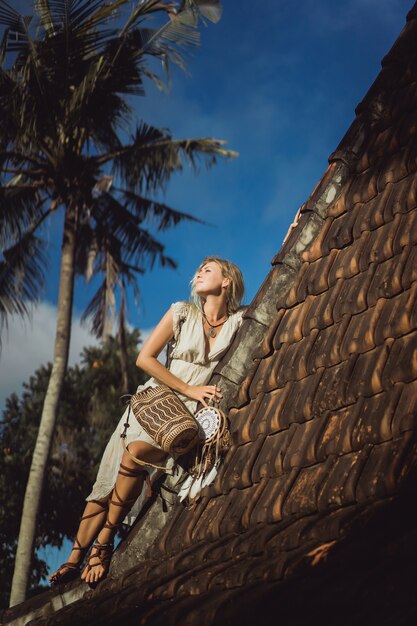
[108,122,237,193]
[0,233,47,340]
[91,194,167,267]
[36,0,114,36]
[80,276,114,338]
[119,189,206,230]
[0,1,33,64]
[178,0,223,26]
[0,1,31,31]
[0,182,47,249]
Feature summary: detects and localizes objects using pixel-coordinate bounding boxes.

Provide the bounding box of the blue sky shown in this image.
[0,0,413,408]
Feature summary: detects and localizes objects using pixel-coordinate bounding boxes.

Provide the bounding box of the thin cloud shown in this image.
[0,302,99,411]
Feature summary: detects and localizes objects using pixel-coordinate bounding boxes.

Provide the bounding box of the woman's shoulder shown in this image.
[231,305,247,326]
[171,301,199,339]
[171,301,199,318]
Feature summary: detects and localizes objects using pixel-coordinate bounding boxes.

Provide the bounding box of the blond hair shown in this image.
[190,256,245,314]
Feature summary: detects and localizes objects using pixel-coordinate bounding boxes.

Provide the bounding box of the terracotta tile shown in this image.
[283,369,324,423]
[165,505,203,552]
[221,481,268,535]
[281,329,319,381]
[250,472,297,525]
[316,402,363,458]
[402,244,417,289]
[348,169,379,206]
[207,556,250,591]
[322,212,355,254]
[248,354,276,400]
[282,414,328,471]
[255,384,293,436]
[251,428,296,482]
[230,393,264,444]
[333,265,377,322]
[405,173,417,212]
[231,525,274,558]
[327,188,349,218]
[303,278,344,333]
[317,448,369,511]
[377,147,410,191]
[300,217,334,263]
[391,380,417,436]
[381,176,412,223]
[192,494,231,543]
[300,504,356,543]
[203,533,240,562]
[351,386,402,448]
[352,185,393,238]
[369,125,395,159]
[233,362,258,409]
[176,502,213,549]
[273,296,315,346]
[356,151,371,174]
[214,444,240,491]
[297,249,338,298]
[282,459,334,517]
[392,206,417,254]
[328,234,369,284]
[311,357,357,416]
[270,517,315,551]
[358,215,400,270]
[220,436,265,492]
[285,261,309,307]
[406,136,417,175]
[355,432,414,501]
[307,316,351,372]
[339,305,381,361]
[374,283,417,344]
[367,248,408,307]
[346,343,390,402]
[252,309,285,360]
[267,343,290,390]
[382,330,417,385]
[396,107,417,146]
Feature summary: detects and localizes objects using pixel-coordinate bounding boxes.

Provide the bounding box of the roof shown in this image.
[4,3,417,625]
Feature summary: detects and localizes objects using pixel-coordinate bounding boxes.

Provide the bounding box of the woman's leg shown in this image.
[49,499,109,584]
[81,441,168,584]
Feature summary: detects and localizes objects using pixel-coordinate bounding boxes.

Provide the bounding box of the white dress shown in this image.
[86,301,244,523]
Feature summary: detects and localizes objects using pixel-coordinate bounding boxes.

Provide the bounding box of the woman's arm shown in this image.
[136,307,221,407]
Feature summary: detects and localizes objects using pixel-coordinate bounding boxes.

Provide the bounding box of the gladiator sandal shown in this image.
[82,464,150,582]
[49,500,108,585]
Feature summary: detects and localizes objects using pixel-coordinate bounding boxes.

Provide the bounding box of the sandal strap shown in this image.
[104,520,122,531]
[80,500,108,522]
[85,542,113,569]
[92,540,113,549]
[49,561,80,584]
[109,485,137,510]
[118,463,148,478]
[55,561,79,572]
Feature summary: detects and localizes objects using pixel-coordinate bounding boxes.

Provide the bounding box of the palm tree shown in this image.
[0,0,235,606]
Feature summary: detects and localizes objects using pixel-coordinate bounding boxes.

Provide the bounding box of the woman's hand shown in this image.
[184,384,222,407]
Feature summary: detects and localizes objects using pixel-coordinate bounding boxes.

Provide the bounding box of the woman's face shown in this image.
[195,261,229,297]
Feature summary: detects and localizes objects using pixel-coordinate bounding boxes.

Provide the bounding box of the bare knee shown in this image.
[124,441,168,466]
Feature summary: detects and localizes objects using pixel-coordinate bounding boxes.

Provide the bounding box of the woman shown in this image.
[49,256,245,585]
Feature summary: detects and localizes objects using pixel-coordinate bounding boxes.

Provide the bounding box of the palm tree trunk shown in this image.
[9,207,78,607]
[118,286,129,395]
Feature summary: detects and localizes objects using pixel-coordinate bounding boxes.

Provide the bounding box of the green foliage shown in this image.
[0,329,147,608]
